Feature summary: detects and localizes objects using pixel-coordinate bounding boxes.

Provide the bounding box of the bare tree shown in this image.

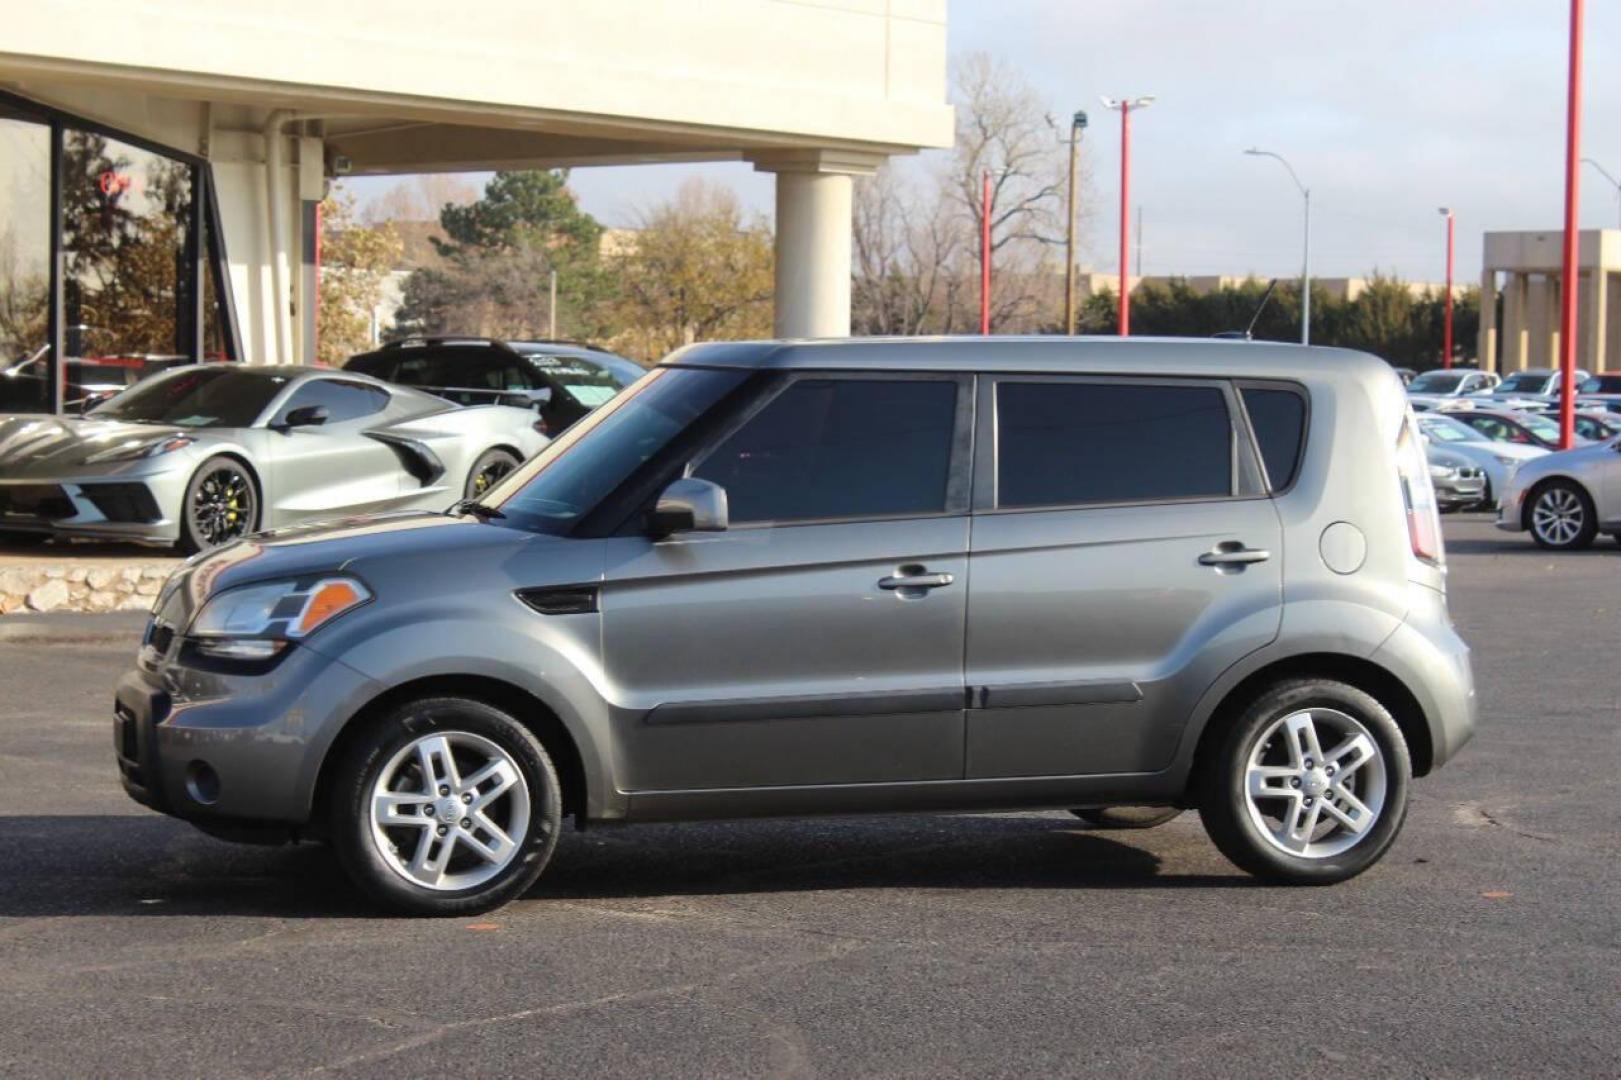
[362,175,479,224]
[852,167,963,335]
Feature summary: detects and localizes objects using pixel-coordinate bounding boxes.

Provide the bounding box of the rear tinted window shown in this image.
[1241,386,1307,491]
[693,377,959,524]
[996,381,1232,508]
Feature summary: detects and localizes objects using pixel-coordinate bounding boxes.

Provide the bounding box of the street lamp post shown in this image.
[1438,208,1455,369]
[1102,96,1153,335]
[1063,110,1088,335]
[1582,157,1621,228]
[1556,0,1584,451]
[1245,147,1312,345]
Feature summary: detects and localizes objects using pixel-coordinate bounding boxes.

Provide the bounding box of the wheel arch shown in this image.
[1519,472,1592,530]
[186,451,266,529]
[310,673,592,830]
[1186,652,1434,793]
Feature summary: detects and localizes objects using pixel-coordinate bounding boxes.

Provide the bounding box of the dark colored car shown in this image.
[344,338,644,437]
[0,348,192,414]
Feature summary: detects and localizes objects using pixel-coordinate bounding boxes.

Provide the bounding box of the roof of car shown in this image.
[661,336,1394,382]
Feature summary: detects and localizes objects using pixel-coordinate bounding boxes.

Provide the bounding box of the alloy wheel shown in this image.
[190,468,255,547]
[1242,708,1387,859]
[471,459,516,496]
[368,731,531,891]
[1532,487,1585,547]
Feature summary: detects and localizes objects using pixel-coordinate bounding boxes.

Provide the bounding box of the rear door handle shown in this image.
[878,565,955,595]
[1198,544,1271,567]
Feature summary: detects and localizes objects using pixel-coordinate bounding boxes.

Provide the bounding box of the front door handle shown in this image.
[1198,544,1271,568]
[878,565,955,597]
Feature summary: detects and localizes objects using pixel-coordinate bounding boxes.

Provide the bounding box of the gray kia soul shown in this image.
[114,337,1476,915]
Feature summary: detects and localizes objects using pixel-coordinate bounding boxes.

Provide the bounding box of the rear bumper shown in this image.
[114,641,385,826]
[1372,588,1476,770]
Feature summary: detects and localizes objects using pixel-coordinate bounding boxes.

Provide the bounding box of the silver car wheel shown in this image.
[1243,708,1387,859]
[368,731,531,891]
[1532,487,1585,547]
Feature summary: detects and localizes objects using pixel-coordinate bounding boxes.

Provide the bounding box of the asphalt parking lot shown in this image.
[0,514,1616,1078]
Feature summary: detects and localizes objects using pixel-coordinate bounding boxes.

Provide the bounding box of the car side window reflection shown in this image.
[277,378,390,425]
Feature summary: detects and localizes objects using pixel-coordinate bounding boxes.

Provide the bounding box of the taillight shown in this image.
[1396,416,1443,565]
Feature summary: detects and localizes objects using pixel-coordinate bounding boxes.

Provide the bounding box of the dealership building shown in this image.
[0,0,952,412]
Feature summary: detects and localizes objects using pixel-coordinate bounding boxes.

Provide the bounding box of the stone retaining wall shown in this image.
[0,563,176,615]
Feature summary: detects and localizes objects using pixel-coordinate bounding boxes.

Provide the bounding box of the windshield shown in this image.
[90,367,287,427]
[485,366,748,535]
[1499,372,1550,393]
[1409,371,1466,393]
[1517,413,1561,441]
[1419,416,1478,442]
[523,354,646,408]
[1580,374,1621,393]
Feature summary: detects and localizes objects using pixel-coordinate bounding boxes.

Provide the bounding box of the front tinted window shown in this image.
[1580,374,1621,393]
[91,367,287,427]
[692,378,959,524]
[997,381,1232,508]
[1241,386,1307,490]
[491,367,748,535]
[277,378,389,424]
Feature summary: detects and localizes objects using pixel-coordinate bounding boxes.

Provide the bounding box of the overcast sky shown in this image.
[345,1,1620,283]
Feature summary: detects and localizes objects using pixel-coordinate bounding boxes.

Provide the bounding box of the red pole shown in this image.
[980,170,991,335]
[1118,104,1131,336]
[1557,0,1583,450]
[1443,212,1455,369]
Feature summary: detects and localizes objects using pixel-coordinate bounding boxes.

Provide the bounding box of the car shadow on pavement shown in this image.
[1444,534,1620,556]
[0,812,1251,919]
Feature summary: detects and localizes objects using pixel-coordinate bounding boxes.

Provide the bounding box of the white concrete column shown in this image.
[1586,269,1608,373]
[1478,268,1497,372]
[751,150,883,338]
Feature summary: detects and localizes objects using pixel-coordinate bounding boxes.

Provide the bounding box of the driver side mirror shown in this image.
[649,477,728,539]
[275,404,329,431]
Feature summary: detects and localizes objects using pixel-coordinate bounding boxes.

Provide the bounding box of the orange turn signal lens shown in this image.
[293,579,369,637]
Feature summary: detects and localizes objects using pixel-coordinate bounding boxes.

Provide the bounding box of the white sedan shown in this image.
[1417,413,1546,509]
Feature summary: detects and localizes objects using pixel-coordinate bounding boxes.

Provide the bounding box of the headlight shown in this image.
[188,576,371,660]
[83,434,195,465]
[1428,463,1456,479]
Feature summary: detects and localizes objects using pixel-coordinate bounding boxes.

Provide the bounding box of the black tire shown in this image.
[328,696,562,916]
[1069,806,1183,829]
[179,457,259,554]
[464,448,522,500]
[1198,678,1411,885]
[0,530,49,547]
[1526,479,1598,551]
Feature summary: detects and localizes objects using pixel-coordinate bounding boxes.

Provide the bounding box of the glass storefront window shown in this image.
[0,107,52,413]
[61,129,194,362]
[0,95,234,414]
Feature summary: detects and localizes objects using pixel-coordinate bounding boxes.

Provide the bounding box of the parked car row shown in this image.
[0,339,645,553]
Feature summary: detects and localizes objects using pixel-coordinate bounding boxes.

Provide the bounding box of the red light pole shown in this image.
[980,170,991,335]
[1557,0,1584,450]
[1438,207,1455,369]
[1102,96,1154,335]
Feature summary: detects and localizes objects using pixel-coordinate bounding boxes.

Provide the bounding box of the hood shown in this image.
[0,413,190,477]
[177,510,546,606]
[1425,446,1477,470]
[1512,438,1616,484]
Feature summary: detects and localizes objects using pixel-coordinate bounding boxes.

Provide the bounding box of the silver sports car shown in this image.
[0,365,548,552]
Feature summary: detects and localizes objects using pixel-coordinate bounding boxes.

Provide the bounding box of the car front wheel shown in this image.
[1528,480,1597,550]
[328,696,562,916]
[179,457,259,554]
[1199,679,1410,884]
[464,448,522,500]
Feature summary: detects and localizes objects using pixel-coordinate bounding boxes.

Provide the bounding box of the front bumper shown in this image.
[1,477,179,545]
[1433,471,1487,509]
[114,635,385,826]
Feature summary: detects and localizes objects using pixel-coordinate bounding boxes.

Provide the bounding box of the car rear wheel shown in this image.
[179,457,258,554]
[1199,678,1410,884]
[464,448,522,500]
[1527,480,1597,551]
[1069,806,1183,829]
[328,696,562,916]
